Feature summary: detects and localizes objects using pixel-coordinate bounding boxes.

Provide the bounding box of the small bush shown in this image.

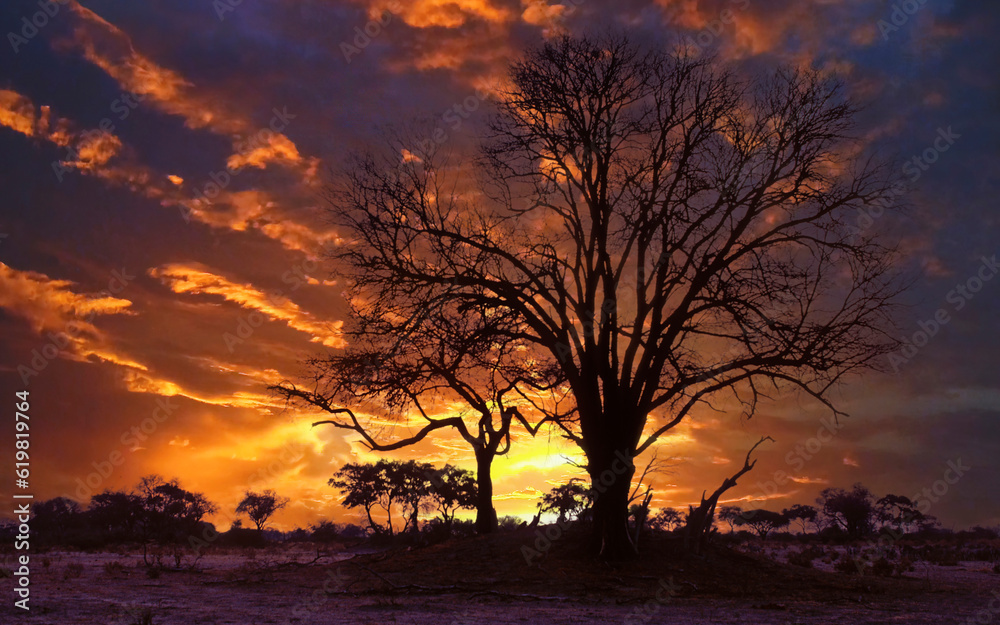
[0,567,12,579]
[834,555,861,574]
[145,566,161,579]
[787,546,825,568]
[127,606,155,625]
[62,562,84,580]
[104,561,128,577]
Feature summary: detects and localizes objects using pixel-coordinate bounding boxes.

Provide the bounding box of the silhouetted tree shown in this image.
[734,509,790,539]
[649,508,683,532]
[395,460,433,533]
[133,475,217,565]
[31,497,82,544]
[717,505,743,533]
[330,460,401,536]
[236,490,290,531]
[273,297,569,535]
[783,504,818,534]
[685,436,772,553]
[875,494,927,534]
[818,483,876,538]
[314,33,903,559]
[425,464,478,533]
[538,481,592,523]
[87,491,143,542]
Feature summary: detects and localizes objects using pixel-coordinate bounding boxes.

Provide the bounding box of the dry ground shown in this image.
[1,529,998,624]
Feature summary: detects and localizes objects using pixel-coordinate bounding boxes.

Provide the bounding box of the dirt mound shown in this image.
[335,527,923,603]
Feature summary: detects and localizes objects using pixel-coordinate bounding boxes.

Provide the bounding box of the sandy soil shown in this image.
[1,540,997,624]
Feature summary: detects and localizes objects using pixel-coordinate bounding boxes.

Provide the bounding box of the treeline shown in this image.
[532,480,999,545]
[3,475,216,560]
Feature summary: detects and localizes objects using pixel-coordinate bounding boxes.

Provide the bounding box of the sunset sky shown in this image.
[0,0,997,533]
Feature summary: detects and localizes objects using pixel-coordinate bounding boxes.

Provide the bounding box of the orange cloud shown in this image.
[149,263,346,348]
[0,262,147,377]
[60,130,122,172]
[0,90,37,136]
[60,2,306,173]
[0,262,133,334]
[363,0,511,28]
[175,190,339,256]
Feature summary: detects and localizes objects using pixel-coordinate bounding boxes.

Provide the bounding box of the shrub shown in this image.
[787,545,825,568]
[127,606,155,625]
[63,562,84,580]
[834,555,860,574]
[103,561,128,577]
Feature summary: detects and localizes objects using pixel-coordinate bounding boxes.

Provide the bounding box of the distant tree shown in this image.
[782,504,818,534]
[132,475,217,565]
[87,491,143,542]
[376,459,436,534]
[875,494,927,534]
[236,490,290,531]
[135,475,216,540]
[648,508,683,532]
[425,464,478,533]
[538,481,592,524]
[31,497,82,543]
[717,506,744,533]
[734,509,790,539]
[330,459,443,535]
[818,483,876,539]
[330,460,401,536]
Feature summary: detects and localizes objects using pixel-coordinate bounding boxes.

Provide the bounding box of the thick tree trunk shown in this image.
[588,446,638,561]
[474,449,498,534]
